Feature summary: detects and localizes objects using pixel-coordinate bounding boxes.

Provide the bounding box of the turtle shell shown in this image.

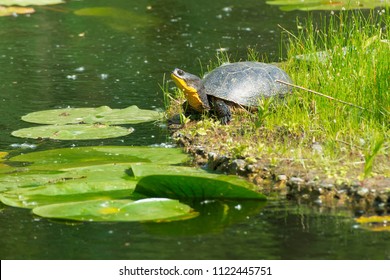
[201,61,292,106]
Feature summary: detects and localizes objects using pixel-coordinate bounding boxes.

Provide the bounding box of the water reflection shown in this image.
[1,200,389,259]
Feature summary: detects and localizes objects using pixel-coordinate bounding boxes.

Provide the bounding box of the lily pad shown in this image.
[130,163,260,189]
[134,174,266,201]
[0,0,63,6]
[74,7,159,33]
[129,163,211,178]
[0,5,34,16]
[32,198,197,222]
[0,151,8,162]
[11,124,133,140]
[0,169,67,193]
[0,152,14,174]
[20,105,162,125]
[0,163,137,207]
[9,146,189,169]
[355,215,390,232]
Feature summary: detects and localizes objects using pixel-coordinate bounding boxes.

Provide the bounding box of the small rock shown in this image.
[246,164,255,172]
[194,145,206,156]
[277,174,287,181]
[207,154,230,171]
[320,182,335,190]
[208,152,217,160]
[314,198,323,205]
[289,177,305,185]
[357,187,369,197]
[229,159,246,175]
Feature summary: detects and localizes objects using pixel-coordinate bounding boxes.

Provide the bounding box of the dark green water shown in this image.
[1,0,389,259]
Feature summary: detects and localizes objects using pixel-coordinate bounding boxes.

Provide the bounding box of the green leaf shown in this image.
[0,169,67,193]
[0,5,34,16]
[130,163,261,193]
[0,181,136,208]
[32,198,197,222]
[11,124,133,140]
[364,138,385,178]
[0,152,7,160]
[130,163,211,179]
[95,105,163,125]
[9,146,189,169]
[74,7,160,33]
[0,163,137,207]
[134,174,266,201]
[0,152,14,174]
[0,0,64,6]
[20,105,162,125]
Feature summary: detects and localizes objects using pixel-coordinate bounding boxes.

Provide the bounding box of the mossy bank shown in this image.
[165,10,390,215]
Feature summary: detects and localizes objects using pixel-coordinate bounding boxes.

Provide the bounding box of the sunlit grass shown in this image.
[278,10,389,176]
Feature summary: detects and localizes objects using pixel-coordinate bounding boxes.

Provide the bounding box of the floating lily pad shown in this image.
[129,163,211,178]
[0,5,34,16]
[11,124,133,140]
[0,0,64,6]
[9,146,189,169]
[74,7,159,33]
[94,105,163,125]
[356,215,390,224]
[130,163,259,192]
[32,198,197,222]
[0,163,137,207]
[0,162,11,172]
[0,180,136,208]
[134,174,266,201]
[355,215,390,232]
[0,169,66,193]
[0,151,7,161]
[21,105,162,125]
[0,152,13,174]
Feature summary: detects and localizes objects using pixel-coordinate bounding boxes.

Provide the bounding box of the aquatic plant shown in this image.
[11,105,162,140]
[0,146,266,222]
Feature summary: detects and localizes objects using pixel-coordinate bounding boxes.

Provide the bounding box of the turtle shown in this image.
[171,61,292,124]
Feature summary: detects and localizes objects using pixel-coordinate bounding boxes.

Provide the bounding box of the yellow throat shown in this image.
[171,73,204,112]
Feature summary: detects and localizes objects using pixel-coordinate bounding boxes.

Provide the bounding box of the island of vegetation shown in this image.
[164,11,389,215]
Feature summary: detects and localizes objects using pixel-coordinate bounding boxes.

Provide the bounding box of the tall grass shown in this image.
[275,10,389,159]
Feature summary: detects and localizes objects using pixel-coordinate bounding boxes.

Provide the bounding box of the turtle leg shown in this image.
[212,98,232,124]
[182,101,202,120]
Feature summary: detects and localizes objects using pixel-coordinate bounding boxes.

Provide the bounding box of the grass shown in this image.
[163,10,389,183]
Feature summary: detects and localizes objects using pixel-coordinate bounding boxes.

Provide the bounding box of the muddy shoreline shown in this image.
[171,127,390,216]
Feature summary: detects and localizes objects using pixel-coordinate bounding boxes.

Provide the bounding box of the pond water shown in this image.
[1,0,389,259]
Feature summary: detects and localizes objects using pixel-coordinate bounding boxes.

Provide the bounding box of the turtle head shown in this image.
[171,68,209,112]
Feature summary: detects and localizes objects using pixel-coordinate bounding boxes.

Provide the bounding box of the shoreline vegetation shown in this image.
[164,10,389,215]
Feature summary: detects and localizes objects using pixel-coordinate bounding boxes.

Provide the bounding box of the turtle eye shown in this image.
[177,69,184,76]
